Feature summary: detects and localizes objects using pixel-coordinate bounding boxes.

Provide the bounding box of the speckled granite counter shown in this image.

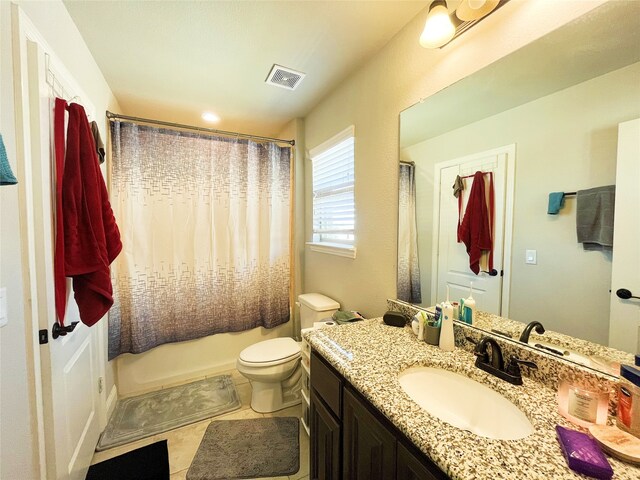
[304,319,640,480]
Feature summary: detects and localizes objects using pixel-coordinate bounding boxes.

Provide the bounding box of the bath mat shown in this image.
[97,375,240,451]
[86,440,169,480]
[186,417,300,479]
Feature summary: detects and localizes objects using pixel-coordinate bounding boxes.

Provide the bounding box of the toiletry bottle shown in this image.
[417,312,425,341]
[617,365,640,438]
[442,286,454,331]
[439,298,455,352]
[411,315,420,336]
[463,283,476,324]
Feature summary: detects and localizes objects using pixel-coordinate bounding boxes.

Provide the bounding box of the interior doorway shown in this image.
[431,145,516,315]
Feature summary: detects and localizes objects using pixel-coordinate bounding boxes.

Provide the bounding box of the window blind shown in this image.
[311,131,355,246]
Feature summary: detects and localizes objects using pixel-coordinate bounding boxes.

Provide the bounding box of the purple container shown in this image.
[555,425,613,479]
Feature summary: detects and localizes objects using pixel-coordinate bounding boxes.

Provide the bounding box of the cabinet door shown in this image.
[343,387,396,480]
[310,389,341,480]
[397,442,443,480]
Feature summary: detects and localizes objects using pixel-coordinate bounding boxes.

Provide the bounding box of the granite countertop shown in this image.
[304,319,640,480]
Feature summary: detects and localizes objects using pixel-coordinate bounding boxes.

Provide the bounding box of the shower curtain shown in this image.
[397,163,422,304]
[108,121,291,359]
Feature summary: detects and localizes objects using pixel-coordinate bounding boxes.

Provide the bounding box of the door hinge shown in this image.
[38,329,48,345]
[98,377,104,394]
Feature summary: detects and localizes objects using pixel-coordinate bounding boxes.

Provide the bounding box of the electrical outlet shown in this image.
[98,377,104,394]
[525,250,537,265]
[0,287,7,328]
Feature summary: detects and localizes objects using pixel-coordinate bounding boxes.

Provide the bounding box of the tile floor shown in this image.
[91,369,309,480]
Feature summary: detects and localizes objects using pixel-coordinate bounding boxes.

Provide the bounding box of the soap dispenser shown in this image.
[439,286,455,351]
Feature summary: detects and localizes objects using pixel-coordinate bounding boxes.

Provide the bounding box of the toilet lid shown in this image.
[239,337,301,364]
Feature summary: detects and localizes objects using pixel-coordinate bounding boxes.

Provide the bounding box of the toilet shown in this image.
[236,293,340,413]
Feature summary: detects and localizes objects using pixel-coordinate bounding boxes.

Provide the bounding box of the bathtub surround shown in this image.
[109,120,292,358]
[186,417,300,479]
[97,375,240,451]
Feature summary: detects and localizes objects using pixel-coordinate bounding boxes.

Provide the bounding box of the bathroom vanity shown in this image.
[310,348,446,480]
[305,319,640,480]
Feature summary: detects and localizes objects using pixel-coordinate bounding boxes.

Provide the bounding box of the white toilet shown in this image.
[236,293,340,413]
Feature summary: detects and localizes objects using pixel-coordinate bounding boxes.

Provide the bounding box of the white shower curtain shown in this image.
[398,162,422,304]
[108,121,291,359]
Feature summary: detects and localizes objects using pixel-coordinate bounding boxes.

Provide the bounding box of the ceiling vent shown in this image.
[265,64,305,91]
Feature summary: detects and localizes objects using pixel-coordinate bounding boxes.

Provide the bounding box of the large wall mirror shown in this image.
[397,1,640,374]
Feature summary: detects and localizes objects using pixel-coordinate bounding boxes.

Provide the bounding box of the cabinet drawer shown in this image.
[311,350,342,417]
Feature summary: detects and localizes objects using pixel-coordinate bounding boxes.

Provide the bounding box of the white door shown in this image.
[609,118,640,352]
[14,12,104,480]
[433,145,515,315]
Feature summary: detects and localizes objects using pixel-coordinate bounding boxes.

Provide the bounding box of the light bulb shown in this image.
[201,111,220,123]
[420,2,455,49]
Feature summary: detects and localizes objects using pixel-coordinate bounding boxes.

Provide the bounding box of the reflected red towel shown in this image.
[60,102,122,326]
[458,171,491,275]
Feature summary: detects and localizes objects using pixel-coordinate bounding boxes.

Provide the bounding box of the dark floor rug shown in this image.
[97,375,240,450]
[186,417,300,480]
[86,440,169,480]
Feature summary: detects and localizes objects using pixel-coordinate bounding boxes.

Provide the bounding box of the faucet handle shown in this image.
[506,357,538,377]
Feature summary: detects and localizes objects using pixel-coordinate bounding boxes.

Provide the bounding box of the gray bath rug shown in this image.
[186,417,300,480]
[97,375,240,451]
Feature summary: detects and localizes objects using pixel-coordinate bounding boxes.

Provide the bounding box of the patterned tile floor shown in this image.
[91,369,309,480]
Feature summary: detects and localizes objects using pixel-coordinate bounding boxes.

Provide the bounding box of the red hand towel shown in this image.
[54,98,68,324]
[458,171,491,275]
[61,103,122,326]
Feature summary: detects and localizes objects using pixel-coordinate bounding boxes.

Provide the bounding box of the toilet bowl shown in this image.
[236,337,303,413]
[236,293,340,413]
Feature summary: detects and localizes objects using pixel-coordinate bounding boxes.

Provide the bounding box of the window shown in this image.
[308,126,356,258]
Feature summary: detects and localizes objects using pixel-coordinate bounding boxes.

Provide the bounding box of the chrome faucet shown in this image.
[473,336,537,386]
[519,321,545,344]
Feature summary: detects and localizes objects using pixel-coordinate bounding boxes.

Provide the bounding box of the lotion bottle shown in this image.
[463,283,476,324]
[439,287,455,351]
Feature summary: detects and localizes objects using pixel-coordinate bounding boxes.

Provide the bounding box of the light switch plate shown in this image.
[0,287,7,328]
[525,249,537,265]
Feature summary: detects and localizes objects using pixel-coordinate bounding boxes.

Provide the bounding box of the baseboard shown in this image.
[106,385,118,420]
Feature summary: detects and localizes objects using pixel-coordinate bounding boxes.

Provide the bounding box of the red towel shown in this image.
[54,98,67,324]
[458,171,491,275]
[55,100,122,326]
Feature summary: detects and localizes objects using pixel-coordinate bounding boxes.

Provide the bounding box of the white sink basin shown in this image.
[398,367,534,440]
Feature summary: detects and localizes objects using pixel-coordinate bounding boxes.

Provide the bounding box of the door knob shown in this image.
[616,288,640,300]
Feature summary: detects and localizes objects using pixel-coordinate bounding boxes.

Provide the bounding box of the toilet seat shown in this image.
[238,337,301,367]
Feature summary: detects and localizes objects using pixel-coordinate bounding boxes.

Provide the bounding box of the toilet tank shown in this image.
[298,293,340,329]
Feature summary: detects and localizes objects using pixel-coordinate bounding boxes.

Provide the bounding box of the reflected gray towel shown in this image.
[576,185,615,250]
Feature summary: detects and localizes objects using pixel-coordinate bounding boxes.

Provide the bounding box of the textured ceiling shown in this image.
[64,0,430,137]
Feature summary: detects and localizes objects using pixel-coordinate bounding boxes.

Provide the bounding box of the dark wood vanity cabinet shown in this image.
[310,388,341,480]
[343,386,396,480]
[310,350,449,480]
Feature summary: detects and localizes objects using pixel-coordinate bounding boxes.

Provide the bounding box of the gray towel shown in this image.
[576,185,615,250]
[90,121,105,164]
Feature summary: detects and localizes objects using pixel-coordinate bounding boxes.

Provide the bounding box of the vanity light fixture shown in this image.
[201,111,221,123]
[420,0,455,49]
[420,0,509,49]
[456,0,499,22]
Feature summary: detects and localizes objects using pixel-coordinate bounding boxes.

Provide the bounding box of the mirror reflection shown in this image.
[397,1,640,373]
